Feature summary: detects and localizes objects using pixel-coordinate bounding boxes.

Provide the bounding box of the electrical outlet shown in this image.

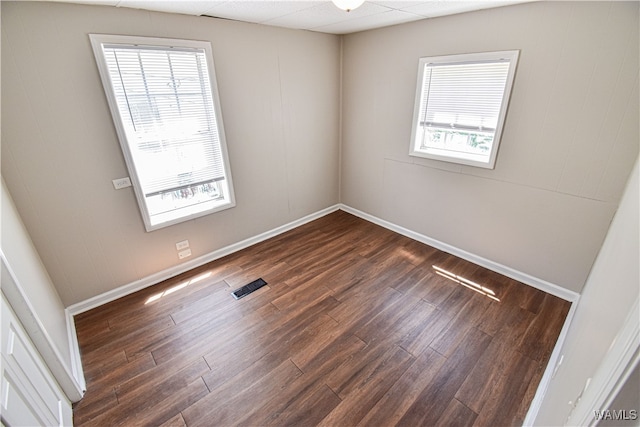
[176,240,190,251]
[112,177,132,190]
[178,249,192,259]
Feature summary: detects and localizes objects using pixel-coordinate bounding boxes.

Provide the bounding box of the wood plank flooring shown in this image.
[73,210,571,426]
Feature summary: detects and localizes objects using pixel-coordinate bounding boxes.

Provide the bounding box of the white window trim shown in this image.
[409,50,519,169]
[90,34,235,231]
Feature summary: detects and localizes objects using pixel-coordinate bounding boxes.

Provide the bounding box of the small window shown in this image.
[90,34,235,231]
[409,50,519,169]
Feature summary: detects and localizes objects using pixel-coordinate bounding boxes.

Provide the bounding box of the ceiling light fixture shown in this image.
[331,0,365,12]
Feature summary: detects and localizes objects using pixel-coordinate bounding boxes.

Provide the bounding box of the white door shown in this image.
[1,295,73,426]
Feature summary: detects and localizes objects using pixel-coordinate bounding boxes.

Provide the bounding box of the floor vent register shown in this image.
[231,278,268,300]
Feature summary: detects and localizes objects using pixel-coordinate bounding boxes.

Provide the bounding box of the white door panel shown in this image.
[1,296,72,426]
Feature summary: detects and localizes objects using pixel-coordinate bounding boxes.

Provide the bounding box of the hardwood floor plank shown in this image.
[201,313,337,392]
[472,351,541,426]
[89,352,156,391]
[517,293,571,363]
[351,294,425,345]
[327,284,403,325]
[158,413,187,427]
[182,359,302,426]
[455,339,522,413]
[398,307,453,357]
[318,345,414,426]
[74,319,110,344]
[80,315,176,359]
[71,384,118,425]
[234,372,341,426]
[436,398,478,427]
[114,357,210,404]
[290,332,367,379]
[396,327,493,426]
[81,349,128,383]
[163,279,234,324]
[82,358,210,426]
[72,211,571,427]
[258,382,342,427]
[149,297,282,366]
[357,348,447,427]
[125,378,209,426]
[430,291,492,357]
[477,293,533,339]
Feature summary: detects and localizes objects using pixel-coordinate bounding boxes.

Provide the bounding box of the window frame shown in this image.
[90,34,235,231]
[409,50,519,169]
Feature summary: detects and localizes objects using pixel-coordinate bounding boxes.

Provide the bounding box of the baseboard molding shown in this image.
[65,307,86,394]
[339,204,579,303]
[66,204,341,316]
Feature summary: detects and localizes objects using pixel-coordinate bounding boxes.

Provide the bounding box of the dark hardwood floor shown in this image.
[73,210,571,426]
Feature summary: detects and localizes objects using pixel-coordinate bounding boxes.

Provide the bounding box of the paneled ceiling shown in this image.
[52,0,535,34]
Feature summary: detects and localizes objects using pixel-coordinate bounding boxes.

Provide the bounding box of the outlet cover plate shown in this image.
[176,240,190,251]
[112,177,132,190]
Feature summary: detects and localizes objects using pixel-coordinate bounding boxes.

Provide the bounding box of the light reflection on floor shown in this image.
[145,271,212,304]
[433,265,500,302]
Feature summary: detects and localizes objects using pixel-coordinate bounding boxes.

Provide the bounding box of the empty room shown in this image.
[1,0,638,426]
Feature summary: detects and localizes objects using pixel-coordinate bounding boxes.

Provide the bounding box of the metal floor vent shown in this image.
[231,278,267,300]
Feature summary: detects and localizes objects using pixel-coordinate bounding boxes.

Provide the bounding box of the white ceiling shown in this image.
[53,0,535,34]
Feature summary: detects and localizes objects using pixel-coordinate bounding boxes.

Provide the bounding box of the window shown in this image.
[409,50,519,169]
[90,34,235,231]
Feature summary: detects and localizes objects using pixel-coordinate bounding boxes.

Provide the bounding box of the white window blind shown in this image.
[410,51,519,169]
[420,60,510,133]
[91,35,235,231]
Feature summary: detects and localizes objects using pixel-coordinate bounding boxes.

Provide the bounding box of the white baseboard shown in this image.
[65,307,86,394]
[66,204,341,316]
[69,202,579,316]
[339,204,579,303]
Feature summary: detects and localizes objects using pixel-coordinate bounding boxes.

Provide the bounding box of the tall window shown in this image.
[409,51,519,169]
[90,35,235,231]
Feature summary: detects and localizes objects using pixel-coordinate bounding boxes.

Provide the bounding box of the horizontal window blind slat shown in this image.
[420,121,496,133]
[144,177,226,198]
[420,59,510,130]
[103,43,228,196]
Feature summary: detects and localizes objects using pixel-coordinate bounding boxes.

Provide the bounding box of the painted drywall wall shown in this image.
[340,1,639,293]
[1,180,70,365]
[1,1,340,305]
[534,155,639,425]
[597,364,639,427]
[1,179,84,400]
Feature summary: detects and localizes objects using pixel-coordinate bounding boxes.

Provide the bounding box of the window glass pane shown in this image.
[91,35,235,231]
[410,51,519,169]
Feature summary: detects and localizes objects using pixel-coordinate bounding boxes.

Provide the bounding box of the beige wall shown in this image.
[340,1,639,293]
[1,179,84,400]
[1,1,341,305]
[1,180,71,366]
[535,156,639,425]
[2,1,638,307]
